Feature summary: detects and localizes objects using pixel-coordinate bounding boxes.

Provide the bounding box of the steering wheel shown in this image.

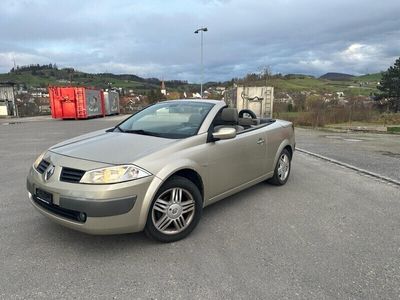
[239,109,257,119]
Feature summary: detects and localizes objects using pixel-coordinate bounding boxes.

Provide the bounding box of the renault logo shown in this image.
[44,165,55,181]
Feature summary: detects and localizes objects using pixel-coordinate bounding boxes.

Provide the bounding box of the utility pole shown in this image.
[194,27,208,98]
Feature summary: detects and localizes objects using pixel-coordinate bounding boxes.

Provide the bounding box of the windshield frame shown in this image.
[112,101,215,139]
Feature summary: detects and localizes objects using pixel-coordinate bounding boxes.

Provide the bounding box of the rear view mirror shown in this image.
[212,127,237,140]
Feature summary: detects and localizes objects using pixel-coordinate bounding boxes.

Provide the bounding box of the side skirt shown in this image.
[204,171,274,207]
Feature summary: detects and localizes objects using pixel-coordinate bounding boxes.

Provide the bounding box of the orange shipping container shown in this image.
[48,87,105,119]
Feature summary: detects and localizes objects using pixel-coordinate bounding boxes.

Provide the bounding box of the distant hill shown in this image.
[0,64,382,97]
[319,72,355,81]
[0,64,195,93]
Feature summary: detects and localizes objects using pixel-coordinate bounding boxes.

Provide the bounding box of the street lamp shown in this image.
[194,27,208,98]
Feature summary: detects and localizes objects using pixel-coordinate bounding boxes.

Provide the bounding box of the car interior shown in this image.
[213,107,275,133]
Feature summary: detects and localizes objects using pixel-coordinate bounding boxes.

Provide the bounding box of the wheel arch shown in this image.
[284,144,293,160]
[137,161,205,232]
[273,140,294,168]
[169,168,204,201]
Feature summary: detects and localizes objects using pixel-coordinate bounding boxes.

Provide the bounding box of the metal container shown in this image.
[103,91,120,115]
[224,86,274,118]
[0,83,16,116]
[49,87,105,119]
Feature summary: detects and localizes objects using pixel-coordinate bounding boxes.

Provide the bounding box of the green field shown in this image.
[259,74,381,96]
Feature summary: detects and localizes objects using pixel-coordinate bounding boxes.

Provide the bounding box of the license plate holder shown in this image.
[36,188,53,205]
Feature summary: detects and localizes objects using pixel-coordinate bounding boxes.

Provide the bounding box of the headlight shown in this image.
[80,165,151,184]
[33,151,46,169]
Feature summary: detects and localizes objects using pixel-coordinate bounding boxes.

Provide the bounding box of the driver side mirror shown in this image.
[212,127,237,140]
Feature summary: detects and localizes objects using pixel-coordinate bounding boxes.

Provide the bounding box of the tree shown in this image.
[147,89,165,104]
[306,95,325,127]
[377,57,400,112]
[292,92,306,112]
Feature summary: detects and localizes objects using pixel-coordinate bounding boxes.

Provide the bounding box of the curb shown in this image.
[296,147,400,187]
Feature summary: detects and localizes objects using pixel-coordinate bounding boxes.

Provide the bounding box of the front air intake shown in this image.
[36,160,50,174]
[60,167,85,183]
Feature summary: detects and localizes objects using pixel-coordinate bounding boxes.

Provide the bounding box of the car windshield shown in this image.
[117,101,214,139]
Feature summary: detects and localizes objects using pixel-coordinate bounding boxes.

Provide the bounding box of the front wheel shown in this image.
[268,148,291,185]
[144,176,203,242]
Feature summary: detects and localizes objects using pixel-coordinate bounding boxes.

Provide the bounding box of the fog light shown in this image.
[78,212,87,222]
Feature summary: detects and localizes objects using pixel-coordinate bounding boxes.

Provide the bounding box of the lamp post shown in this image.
[194,27,208,98]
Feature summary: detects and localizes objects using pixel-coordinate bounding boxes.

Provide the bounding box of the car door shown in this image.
[206,128,267,199]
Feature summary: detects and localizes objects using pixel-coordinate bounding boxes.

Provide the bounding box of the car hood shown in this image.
[49,130,177,165]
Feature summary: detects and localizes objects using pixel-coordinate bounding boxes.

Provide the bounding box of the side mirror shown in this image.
[212,127,237,140]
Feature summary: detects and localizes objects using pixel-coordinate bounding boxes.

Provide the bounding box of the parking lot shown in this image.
[1,117,399,299]
[295,127,400,182]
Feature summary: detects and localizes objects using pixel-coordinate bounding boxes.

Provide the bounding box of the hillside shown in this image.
[237,73,382,96]
[319,72,355,81]
[0,65,197,94]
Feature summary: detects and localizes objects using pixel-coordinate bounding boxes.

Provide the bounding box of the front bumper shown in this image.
[30,191,136,220]
[26,153,161,234]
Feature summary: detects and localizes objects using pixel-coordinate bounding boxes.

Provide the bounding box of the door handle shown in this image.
[257,138,265,145]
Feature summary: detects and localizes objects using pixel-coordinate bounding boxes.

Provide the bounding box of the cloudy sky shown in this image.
[1,0,399,82]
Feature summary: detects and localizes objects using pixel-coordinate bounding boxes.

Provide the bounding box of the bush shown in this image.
[380,113,400,125]
[387,126,400,133]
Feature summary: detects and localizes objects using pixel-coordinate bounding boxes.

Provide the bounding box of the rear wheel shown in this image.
[268,148,291,185]
[144,176,203,242]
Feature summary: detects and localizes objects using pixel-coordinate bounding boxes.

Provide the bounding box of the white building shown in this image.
[160,81,167,96]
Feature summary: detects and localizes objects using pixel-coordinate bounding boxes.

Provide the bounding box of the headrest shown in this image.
[221,108,239,123]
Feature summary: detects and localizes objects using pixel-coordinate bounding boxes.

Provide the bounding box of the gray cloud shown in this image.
[0,0,399,81]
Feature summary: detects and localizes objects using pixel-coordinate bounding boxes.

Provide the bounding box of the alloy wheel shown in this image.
[151,188,196,235]
[277,153,290,181]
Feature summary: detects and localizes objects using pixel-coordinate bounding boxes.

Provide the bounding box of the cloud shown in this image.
[0,0,399,81]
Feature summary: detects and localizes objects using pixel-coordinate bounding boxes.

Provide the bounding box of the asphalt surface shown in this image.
[1,117,399,299]
[295,127,400,182]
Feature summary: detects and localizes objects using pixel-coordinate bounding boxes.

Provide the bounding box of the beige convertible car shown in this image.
[27,99,295,242]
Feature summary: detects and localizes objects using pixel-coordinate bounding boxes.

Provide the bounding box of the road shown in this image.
[1,118,399,299]
[295,127,400,182]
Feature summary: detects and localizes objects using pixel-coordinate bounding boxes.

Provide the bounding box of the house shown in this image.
[336,91,345,98]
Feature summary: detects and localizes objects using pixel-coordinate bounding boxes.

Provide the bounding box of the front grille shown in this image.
[60,167,85,183]
[36,160,50,174]
[32,194,84,223]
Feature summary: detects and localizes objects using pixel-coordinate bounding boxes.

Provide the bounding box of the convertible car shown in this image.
[27,99,295,242]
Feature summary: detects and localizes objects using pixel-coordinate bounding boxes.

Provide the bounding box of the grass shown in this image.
[387,126,400,133]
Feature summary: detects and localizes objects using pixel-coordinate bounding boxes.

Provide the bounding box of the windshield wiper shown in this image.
[124,129,162,137]
[106,125,124,133]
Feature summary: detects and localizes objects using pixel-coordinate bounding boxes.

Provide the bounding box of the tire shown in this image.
[238,109,257,119]
[268,148,291,186]
[144,176,203,242]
